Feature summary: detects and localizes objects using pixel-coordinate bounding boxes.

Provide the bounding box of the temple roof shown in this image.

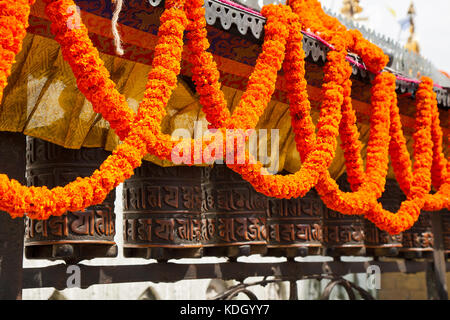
[148,0,450,108]
[0,0,447,176]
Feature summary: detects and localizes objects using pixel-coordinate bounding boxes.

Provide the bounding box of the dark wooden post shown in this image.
[0,132,26,300]
[426,212,448,300]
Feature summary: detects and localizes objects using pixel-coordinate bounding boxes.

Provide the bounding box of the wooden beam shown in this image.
[0,132,26,300]
[22,260,446,290]
[427,212,449,300]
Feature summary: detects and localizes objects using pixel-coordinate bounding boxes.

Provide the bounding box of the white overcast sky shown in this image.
[318,0,450,73]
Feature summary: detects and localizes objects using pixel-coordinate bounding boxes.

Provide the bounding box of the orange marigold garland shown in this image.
[287,0,389,74]
[311,72,394,217]
[284,12,316,161]
[122,2,296,163]
[387,89,413,196]
[43,0,135,141]
[286,0,449,233]
[0,0,189,219]
[186,1,292,131]
[0,0,36,103]
[338,77,366,191]
[365,77,435,234]
[0,0,447,236]
[429,95,448,190]
[185,0,230,129]
[227,5,290,130]
[223,44,351,200]
[0,0,298,217]
[185,2,352,199]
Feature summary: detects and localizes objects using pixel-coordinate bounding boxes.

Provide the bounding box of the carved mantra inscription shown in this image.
[364,219,402,248]
[122,161,203,247]
[201,165,268,246]
[322,175,364,248]
[401,211,434,251]
[25,205,115,244]
[267,189,323,247]
[24,137,116,246]
[364,180,403,249]
[322,210,365,246]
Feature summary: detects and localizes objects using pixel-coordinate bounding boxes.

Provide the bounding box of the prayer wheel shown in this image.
[201,164,268,259]
[24,137,117,263]
[364,179,403,257]
[266,188,323,258]
[122,161,203,261]
[322,174,366,257]
[399,210,434,260]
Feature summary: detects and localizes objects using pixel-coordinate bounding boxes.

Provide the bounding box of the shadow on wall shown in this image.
[48,290,68,300]
[137,287,161,300]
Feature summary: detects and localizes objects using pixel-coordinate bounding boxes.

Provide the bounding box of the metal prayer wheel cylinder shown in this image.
[266,189,323,258]
[122,161,203,261]
[201,164,269,258]
[398,210,434,260]
[24,137,117,263]
[364,179,403,257]
[322,174,366,257]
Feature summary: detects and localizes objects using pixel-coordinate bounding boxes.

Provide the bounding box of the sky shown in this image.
[318,0,450,73]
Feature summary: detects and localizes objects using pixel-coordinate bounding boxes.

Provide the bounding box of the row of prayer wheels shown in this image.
[24,138,449,263]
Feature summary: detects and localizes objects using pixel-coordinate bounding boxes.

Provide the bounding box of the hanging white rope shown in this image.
[112,0,125,56]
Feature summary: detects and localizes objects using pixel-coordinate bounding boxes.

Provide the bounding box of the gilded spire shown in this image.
[405,2,420,53]
[341,0,363,18]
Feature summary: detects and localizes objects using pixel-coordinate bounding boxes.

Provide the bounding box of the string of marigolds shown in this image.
[0,0,447,235]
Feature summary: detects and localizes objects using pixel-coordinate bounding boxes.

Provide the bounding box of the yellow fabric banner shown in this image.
[0,34,448,180]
